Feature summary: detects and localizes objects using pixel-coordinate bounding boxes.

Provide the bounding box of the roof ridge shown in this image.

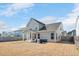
[46,22,62,25]
[31,18,45,25]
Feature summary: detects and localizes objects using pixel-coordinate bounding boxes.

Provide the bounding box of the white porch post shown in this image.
[54,33,57,42]
[30,31,33,42]
[36,33,39,43]
[22,33,25,41]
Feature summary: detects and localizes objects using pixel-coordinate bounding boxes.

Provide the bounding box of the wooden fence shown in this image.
[0,37,22,42]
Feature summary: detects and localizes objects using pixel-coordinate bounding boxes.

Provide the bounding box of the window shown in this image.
[51,33,54,39]
[38,33,40,39]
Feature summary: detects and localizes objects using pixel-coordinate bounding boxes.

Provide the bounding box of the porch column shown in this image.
[22,33,25,41]
[36,33,39,43]
[54,33,57,42]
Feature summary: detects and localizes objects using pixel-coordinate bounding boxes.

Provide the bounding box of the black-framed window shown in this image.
[51,33,54,39]
[38,33,40,39]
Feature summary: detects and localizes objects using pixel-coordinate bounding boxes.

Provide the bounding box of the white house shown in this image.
[21,18,63,42]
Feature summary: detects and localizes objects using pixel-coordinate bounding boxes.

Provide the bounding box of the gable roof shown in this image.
[27,18,45,27]
[46,22,62,31]
[32,18,45,25]
[26,18,62,31]
[68,29,76,34]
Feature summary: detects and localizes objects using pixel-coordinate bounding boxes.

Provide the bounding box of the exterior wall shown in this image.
[39,31,56,42]
[27,20,39,31]
[40,32,49,39]
[26,31,35,42]
[55,24,63,42]
[26,32,30,40]
[48,32,56,42]
[68,30,76,37]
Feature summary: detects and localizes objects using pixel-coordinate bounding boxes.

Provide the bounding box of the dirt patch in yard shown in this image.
[0,41,79,56]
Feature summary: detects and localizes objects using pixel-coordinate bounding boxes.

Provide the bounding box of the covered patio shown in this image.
[20,28,40,42]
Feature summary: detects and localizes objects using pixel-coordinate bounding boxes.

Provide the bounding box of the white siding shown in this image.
[26,32,30,40]
[40,33,48,39]
[39,31,56,42]
[55,24,63,42]
[27,20,39,31]
[48,32,56,42]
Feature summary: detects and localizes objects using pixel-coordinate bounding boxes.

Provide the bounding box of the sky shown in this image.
[0,3,79,33]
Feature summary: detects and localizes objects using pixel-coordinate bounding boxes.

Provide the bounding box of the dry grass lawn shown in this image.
[0,41,79,56]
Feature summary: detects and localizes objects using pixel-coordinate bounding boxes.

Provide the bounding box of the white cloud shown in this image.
[0,21,19,32]
[20,24,26,28]
[0,3,34,16]
[0,21,8,33]
[57,3,79,31]
[0,21,7,29]
[40,16,58,24]
[9,28,19,31]
[39,4,79,32]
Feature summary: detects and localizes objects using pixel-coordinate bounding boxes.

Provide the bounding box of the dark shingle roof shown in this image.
[68,29,76,34]
[39,26,46,30]
[31,18,45,25]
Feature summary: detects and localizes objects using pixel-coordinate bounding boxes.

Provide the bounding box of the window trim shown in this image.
[51,33,54,39]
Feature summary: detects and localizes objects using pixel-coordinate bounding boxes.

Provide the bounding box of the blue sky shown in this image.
[0,3,79,32]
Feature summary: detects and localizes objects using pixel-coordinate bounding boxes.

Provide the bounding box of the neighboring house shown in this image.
[1,31,8,37]
[21,18,63,42]
[68,30,76,37]
[13,30,23,37]
[67,30,76,43]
